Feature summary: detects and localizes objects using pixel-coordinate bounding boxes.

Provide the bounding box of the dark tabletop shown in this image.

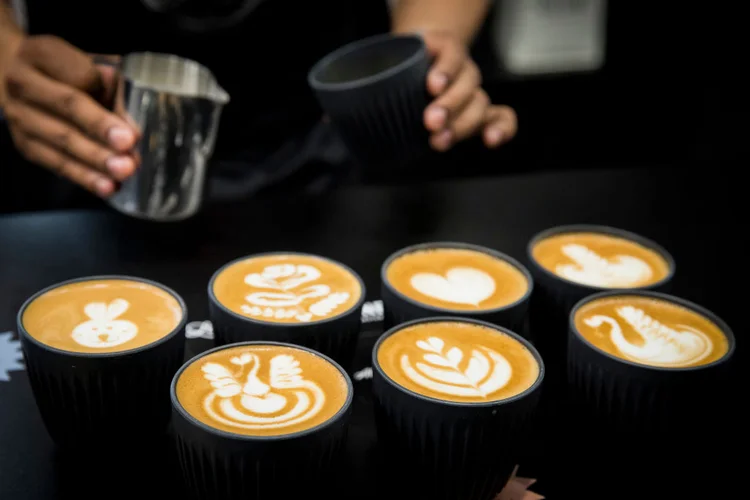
[0,166,742,499]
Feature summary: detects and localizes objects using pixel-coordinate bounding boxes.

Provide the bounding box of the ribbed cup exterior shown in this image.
[566,291,735,496]
[309,34,431,169]
[17,276,187,451]
[171,342,353,500]
[372,318,544,500]
[381,242,534,337]
[208,254,366,373]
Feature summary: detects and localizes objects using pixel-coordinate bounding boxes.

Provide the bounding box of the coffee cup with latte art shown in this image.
[209,252,366,371]
[171,342,353,500]
[527,225,674,370]
[567,291,735,494]
[17,276,187,451]
[372,318,544,500]
[381,242,533,334]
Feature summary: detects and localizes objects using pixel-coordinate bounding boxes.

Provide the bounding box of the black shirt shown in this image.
[23,0,390,198]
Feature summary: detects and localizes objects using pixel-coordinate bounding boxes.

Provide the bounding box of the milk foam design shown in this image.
[240,264,351,322]
[400,336,512,398]
[410,267,496,307]
[555,244,653,287]
[71,299,138,348]
[584,306,713,367]
[201,352,325,431]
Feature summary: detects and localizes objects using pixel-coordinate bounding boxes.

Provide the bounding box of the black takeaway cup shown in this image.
[308,33,431,170]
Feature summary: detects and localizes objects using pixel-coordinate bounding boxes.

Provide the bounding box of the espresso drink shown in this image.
[22,278,183,354]
[175,344,349,437]
[574,294,730,368]
[377,321,539,403]
[567,291,735,497]
[213,254,362,324]
[382,244,533,334]
[532,232,671,288]
[18,276,187,451]
[386,248,529,310]
[171,342,353,500]
[373,318,543,500]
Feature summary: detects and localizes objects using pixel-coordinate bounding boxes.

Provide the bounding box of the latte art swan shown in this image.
[584,306,713,367]
[401,336,511,398]
[201,353,325,431]
[556,244,653,288]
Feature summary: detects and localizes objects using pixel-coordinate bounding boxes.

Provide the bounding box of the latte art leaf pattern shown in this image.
[557,244,653,287]
[400,336,512,398]
[71,299,138,348]
[201,352,326,431]
[584,306,714,367]
[241,264,351,322]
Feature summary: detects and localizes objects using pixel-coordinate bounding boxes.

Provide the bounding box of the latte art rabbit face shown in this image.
[72,299,138,348]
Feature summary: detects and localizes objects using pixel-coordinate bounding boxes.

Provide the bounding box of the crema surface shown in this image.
[574,295,730,368]
[22,279,183,354]
[386,248,529,311]
[176,345,349,437]
[213,254,362,324]
[532,232,670,288]
[377,321,540,403]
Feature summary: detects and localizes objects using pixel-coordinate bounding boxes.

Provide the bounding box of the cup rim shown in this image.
[208,251,367,327]
[526,224,676,291]
[308,33,426,92]
[170,341,355,441]
[569,290,736,372]
[372,316,545,408]
[380,241,534,315]
[16,275,188,358]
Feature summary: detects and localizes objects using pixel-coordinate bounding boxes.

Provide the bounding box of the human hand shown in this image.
[2,36,138,197]
[422,32,517,152]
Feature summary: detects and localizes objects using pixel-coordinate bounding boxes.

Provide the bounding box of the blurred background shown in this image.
[0,0,739,212]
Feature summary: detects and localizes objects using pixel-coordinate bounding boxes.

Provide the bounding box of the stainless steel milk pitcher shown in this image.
[108,52,229,221]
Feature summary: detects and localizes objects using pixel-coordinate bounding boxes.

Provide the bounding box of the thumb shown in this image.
[90,54,121,107]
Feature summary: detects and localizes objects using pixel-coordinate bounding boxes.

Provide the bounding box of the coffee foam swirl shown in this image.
[176,345,349,437]
[575,296,730,368]
[377,322,540,403]
[401,336,512,398]
[201,353,325,431]
[213,255,362,324]
[557,244,653,288]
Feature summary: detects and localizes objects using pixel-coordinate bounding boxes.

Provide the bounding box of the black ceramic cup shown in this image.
[526,225,675,372]
[372,317,545,500]
[171,341,354,500]
[308,33,431,169]
[17,275,187,451]
[381,242,534,335]
[208,252,366,372]
[567,291,735,496]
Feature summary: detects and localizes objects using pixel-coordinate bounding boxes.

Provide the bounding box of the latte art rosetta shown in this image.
[556,244,653,288]
[201,352,325,431]
[400,337,512,398]
[584,306,713,367]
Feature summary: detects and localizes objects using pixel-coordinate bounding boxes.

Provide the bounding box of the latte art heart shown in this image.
[410,267,496,307]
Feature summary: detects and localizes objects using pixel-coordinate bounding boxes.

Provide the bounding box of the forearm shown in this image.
[390,0,491,46]
[1,0,24,107]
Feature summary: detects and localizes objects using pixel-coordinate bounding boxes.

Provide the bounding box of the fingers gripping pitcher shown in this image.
[108,52,230,221]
